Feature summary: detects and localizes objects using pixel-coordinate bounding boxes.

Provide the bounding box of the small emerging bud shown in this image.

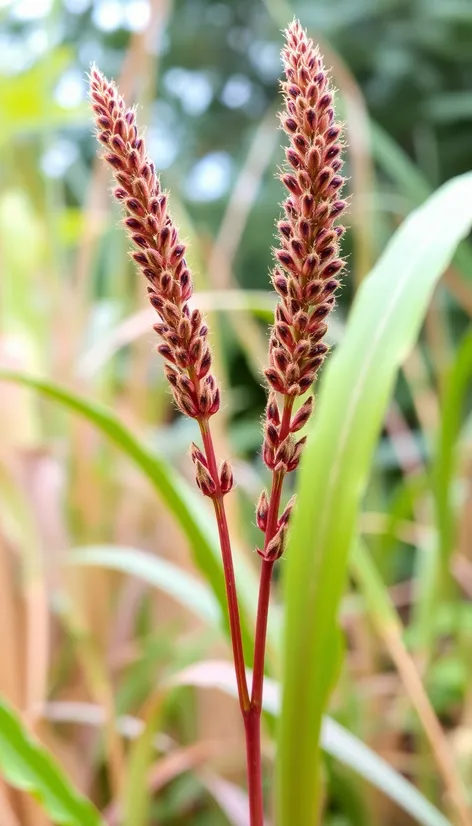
[287,436,307,471]
[275,436,294,468]
[190,442,207,468]
[265,422,279,449]
[290,395,314,432]
[278,494,296,528]
[266,393,281,426]
[263,441,276,470]
[209,387,220,415]
[219,461,234,495]
[265,367,285,394]
[256,490,269,532]
[258,523,288,562]
[195,460,216,497]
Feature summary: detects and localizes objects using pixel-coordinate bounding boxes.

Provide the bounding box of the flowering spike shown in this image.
[254,24,347,583]
[264,20,346,411]
[90,65,219,421]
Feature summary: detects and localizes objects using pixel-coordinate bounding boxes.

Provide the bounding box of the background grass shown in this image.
[1,0,472,824]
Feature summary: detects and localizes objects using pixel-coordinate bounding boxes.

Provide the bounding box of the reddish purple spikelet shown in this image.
[256,490,269,532]
[290,395,314,432]
[219,461,234,495]
[258,522,288,562]
[278,494,296,529]
[89,65,219,423]
[195,460,217,497]
[190,442,207,468]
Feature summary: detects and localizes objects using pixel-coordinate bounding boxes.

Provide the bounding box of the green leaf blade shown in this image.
[68,545,221,626]
[0,372,257,657]
[0,698,104,826]
[277,172,472,826]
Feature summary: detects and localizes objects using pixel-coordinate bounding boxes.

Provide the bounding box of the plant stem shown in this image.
[199,418,250,714]
[199,397,295,825]
[244,707,264,826]
[200,417,263,823]
[253,396,294,708]
[245,397,295,823]
[243,559,274,826]
[251,559,275,711]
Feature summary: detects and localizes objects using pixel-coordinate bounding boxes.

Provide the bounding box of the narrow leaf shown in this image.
[68,545,221,626]
[278,172,472,825]
[0,697,103,826]
[433,328,472,568]
[0,372,256,656]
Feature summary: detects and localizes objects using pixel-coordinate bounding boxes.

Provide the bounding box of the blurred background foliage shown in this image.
[1,0,472,824]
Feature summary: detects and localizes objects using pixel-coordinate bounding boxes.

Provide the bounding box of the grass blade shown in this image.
[321,718,451,826]
[433,328,472,570]
[0,372,256,657]
[68,545,221,626]
[277,172,472,826]
[350,540,468,820]
[0,697,103,826]
[121,694,163,826]
[410,329,472,668]
[410,329,472,664]
[371,120,472,283]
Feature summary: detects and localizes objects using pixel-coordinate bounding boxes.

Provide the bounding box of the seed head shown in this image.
[89,65,219,420]
[263,22,346,451]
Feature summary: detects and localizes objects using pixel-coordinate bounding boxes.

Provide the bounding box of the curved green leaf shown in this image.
[278,172,472,825]
[68,545,221,626]
[0,697,103,826]
[172,661,451,826]
[0,372,256,657]
[122,694,163,826]
[433,328,472,567]
[413,328,472,657]
[321,718,451,826]
[371,121,472,279]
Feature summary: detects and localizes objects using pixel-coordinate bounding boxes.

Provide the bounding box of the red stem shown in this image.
[252,398,294,708]
[198,396,294,826]
[199,418,250,714]
[245,708,264,826]
[251,547,277,711]
[244,397,295,824]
